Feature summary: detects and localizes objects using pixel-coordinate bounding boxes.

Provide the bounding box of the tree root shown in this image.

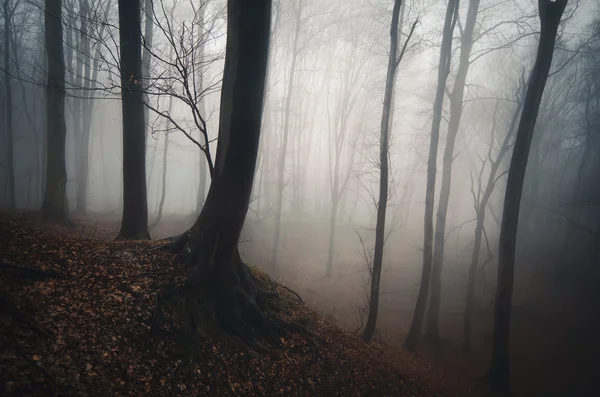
[0,291,53,339]
[0,262,69,280]
[150,231,190,253]
[279,285,303,303]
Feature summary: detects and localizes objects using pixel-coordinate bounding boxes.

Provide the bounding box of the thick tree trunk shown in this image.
[426,0,480,342]
[4,0,15,209]
[404,0,459,352]
[487,0,567,391]
[116,0,151,240]
[362,0,402,343]
[181,0,272,336]
[41,0,70,222]
[270,1,302,271]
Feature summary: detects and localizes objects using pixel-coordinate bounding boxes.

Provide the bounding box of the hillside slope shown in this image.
[0,215,497,396]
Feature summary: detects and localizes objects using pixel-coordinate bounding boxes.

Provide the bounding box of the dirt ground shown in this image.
[32,211,600,397]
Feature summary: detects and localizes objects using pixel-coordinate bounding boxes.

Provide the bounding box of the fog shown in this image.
[2,0,600,395]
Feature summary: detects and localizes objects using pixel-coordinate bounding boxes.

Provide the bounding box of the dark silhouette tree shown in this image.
[41,0,69,222]
[3,0,15,209]
[154,0,284,337]
[404,0,459,352]
[487,0,568,391]
[362,0,417,343]
[116,0,151,240]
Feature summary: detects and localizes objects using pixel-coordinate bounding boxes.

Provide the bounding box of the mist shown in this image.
[1,0,599,395]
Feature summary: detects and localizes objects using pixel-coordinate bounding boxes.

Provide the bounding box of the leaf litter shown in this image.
[0,215,497,396]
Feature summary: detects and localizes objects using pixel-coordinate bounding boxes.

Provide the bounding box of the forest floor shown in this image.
[0,213,501,397]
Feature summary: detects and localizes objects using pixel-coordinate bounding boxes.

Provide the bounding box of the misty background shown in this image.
[1,0,599,395]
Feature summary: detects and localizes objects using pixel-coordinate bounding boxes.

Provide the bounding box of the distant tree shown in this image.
[41,0,69,222]
[487,0,568,391]
[426,0,481,342]
[116,0,151,240]
[404,0,459,352]
[362,0,417,343]
[3,0,15,209]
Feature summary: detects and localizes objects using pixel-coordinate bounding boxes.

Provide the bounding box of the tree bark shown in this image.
[76,0,91,213]
[487,0,567,391]
[3,0,15,209]
[142,0,154,141]
[362,0,402,343]
[426,0,480,342]
[404,0,459,352]
[180,0,272,336]
[116,0,151,240]
[41,0,70,222]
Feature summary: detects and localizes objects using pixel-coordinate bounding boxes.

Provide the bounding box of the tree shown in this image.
[362,0,417,343]
[463,73,526,351]
[487,0,568,391]
[116,0,151,240]
[154,0,280,337]
[41,0,69,222]
[404,0,459,352]
[426,0,481,342]
[270,0,303,273]
[3,0,15,209]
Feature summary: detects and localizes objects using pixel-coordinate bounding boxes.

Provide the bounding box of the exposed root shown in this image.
[279,285,304,303]
[0,291,53,339]
[150,231,190,253]
[1,262,70,280]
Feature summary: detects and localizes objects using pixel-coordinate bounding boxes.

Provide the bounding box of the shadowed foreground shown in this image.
[0,215,498,396]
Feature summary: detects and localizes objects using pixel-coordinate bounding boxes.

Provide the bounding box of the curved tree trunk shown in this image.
[487,0,567,391]
[42,0,70,222]
[116,0,151,240]
[404,0,459,352]
[362,0,402,343]
[180,0,272,336]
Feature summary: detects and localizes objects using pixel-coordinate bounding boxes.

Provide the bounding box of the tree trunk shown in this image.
[41,0,70,222]
[426,0,480,343]
[270,1,302,272]
[362,0,402,343]
[487,0,567,391]
[152,105,172,227]
[116,0,151,240]
[181,0,272,337]
[76,0,91,213]
[142,0,154,142]
[3,0,15,209]
[325,185,339,277]
[404,0,459,352]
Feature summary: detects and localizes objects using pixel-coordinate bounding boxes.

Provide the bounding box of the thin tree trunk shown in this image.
[116,0,151,240]
[427,0,481,342]
[487,0,567,390]
[362,0,402,343]
[42,0,69,222]
[152,102,172,227]
[3,0,15,208]
[142,0,154,141]
[404,0,459,352]
[76,0,91,213]
[270,1,302,271]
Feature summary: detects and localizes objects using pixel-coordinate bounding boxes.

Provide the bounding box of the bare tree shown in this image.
[363,0,417,343]
[487,0,568,391]
[2,0,15,209]
[426,0,481,342]
[404,0,459,352]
